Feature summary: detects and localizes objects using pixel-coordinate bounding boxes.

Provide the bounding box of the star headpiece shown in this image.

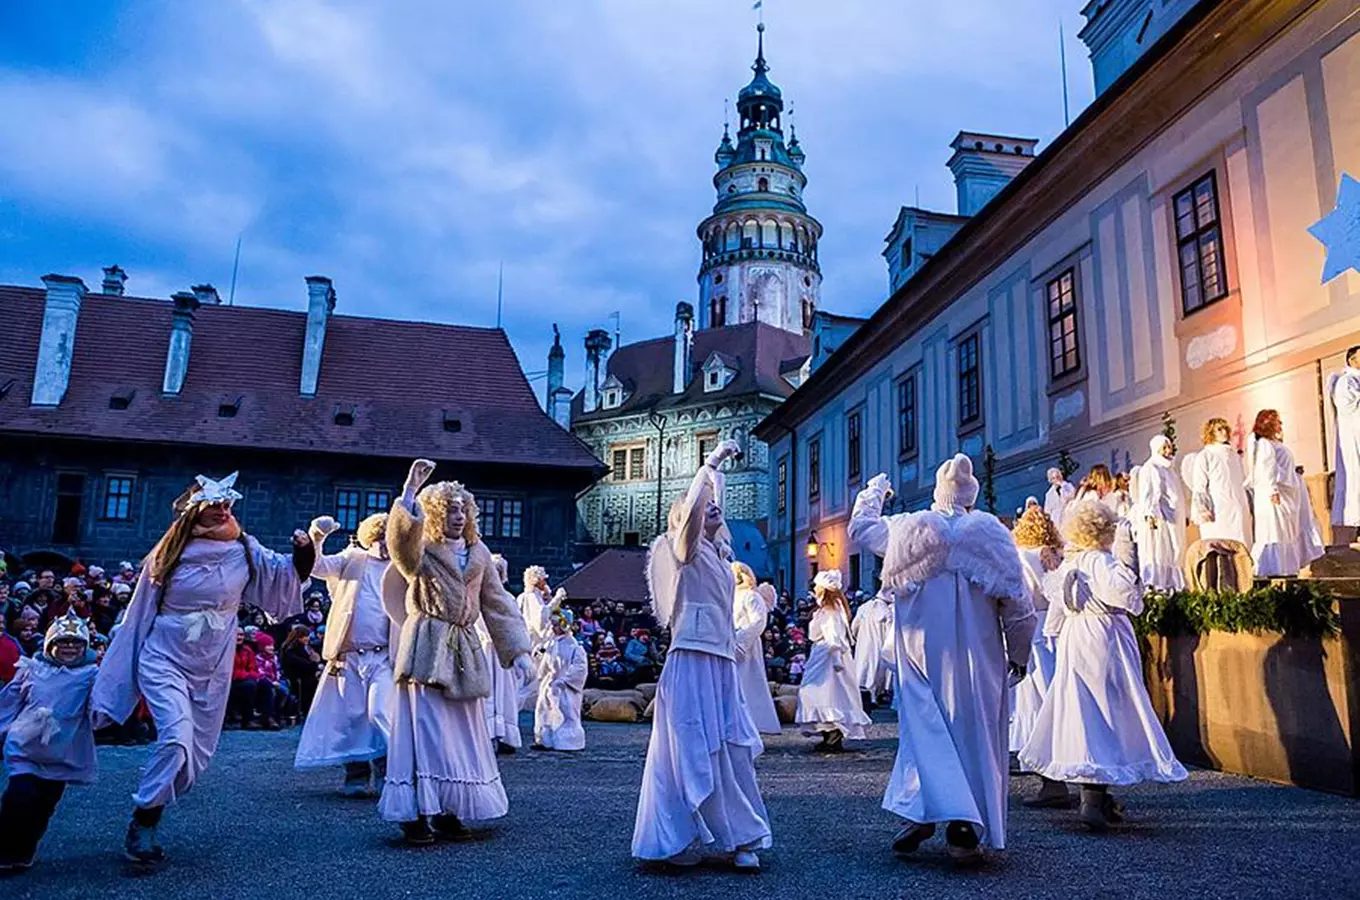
[44,609,90,656]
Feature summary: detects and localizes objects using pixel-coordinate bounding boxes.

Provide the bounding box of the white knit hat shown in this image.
[813,569,843,592]
[933,453,980,511]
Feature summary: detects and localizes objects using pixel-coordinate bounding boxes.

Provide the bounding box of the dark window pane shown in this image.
[336,489,361,531]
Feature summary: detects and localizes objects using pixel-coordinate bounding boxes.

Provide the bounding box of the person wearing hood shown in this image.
[92,472,313,866]
[294,512,397,797]
[532,611,588,751]
[0,611,99,872]
[731,565,780,735]
[851,588,895,710]
[632,440,770,870]
[1132,435,1188,591]
[796,570,872,751]
[848,455,1037,866]
[1247,410,1324,577]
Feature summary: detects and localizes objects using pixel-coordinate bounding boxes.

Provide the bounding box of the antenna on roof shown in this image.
[496,261,504,329]
[914,184,920,208]
[1059,19,1071,128]
[228,234,242,306]
[608,311,620,350]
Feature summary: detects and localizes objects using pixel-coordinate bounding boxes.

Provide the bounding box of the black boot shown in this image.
[124,806,166,865]
[400,818,435,846]
[944,821,983,867]
[431,813,471,841]
[342,761,374,798]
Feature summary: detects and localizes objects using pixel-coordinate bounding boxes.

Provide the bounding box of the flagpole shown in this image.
[1059,20,1071,128]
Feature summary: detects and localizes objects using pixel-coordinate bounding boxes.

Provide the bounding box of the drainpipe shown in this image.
[649,409,667,538]
[769,420,798,595]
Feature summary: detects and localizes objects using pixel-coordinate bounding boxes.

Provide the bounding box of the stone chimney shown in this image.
[191,284,222,306]
[582,328,613,414]
[946,132,1038,216]
[101,265,127,296]
[300,276,336,397]
[163,292,201,395]
[551,387,574,429]
[546,324,570,427]
[31,274,87,407]
[673,302,694,394]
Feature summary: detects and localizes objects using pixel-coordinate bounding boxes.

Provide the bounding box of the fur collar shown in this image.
[882,510,1026,600]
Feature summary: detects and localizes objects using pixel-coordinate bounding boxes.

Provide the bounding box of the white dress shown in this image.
[1009,549,1058,756]
[850,596,894,695]
[796,606,871,740]
[477,617,523,749]
[1132,457,1187,591]
[534,635,587,750]
[1331,367,1360,526]
[1191,443,1253,545]
[1249,437,1324,576]
[1018,550,1187,785]
[1044,481,1075,529]
[517,587,552,708]
[733,587,781,735]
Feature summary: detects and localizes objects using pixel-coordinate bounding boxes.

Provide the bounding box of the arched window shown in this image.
[761,219,777,247]
[725,222,740,251]
[783,221,796,250]
[742,220,758,249]
[757,177,769,192]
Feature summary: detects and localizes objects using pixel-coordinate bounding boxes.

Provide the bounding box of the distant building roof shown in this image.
[561,548,649,604]
[0,285,605,475]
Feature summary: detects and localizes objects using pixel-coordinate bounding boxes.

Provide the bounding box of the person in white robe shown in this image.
[532,612,588,751]
[797,570,873,750]
[479,555,523,754]
[0,611,98,872]
[1247,410,1325,576]
[848,456,1036,866]
[732,564,781,735]
[1190,417,1253,546]
[379,459,533,845]
[1044,467,1076,529]
[517,567,563,708]
[92,472,311,865]
[633,440,771,870]
[1019,500,1187,831]
[1008,507,1063,791]
[1330,347,1360,532]
[294,512,396,796]
[851,589,895,707]
[1132,436,1187,591]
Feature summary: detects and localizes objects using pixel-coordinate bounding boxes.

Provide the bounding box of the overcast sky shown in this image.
[0,0,1095,396]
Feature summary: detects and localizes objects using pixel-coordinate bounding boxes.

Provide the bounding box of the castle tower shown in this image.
[696,23,823,335]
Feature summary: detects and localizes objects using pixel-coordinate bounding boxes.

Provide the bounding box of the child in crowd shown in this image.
[0,611,99,872]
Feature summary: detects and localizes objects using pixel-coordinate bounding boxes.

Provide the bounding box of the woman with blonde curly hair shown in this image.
[1009,507,1063,787]
[1018,500,1186,832]
[378,459,534,845]
[1189,416,1252,545]
[796,569,872,751]
[732,562,781,735]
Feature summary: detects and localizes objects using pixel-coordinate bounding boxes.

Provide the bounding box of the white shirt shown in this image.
[350,554,391,650]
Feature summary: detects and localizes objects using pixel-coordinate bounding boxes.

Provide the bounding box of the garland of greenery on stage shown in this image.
[1136,581,1340,640]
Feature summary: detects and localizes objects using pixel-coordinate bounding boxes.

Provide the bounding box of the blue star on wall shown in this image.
[1309,172,1360,284]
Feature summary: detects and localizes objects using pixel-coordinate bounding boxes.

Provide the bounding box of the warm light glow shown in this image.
[805,531,819,560]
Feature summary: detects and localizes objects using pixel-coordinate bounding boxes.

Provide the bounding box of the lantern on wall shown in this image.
[805,531,820,560]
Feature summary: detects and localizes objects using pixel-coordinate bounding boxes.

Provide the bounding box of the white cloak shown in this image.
[517,586,553,708]
[534,634,587,750]
[733,586,781,735]
[1331,367,1360,526]
[1190,443,1253,545]
[849,484,1036,849]
[477,616,523,748]
[1044,481,1075,529]
[1132,456,1187,591]
[1248,437,1325,576]
[796,606,872,739]
[1009,549,1058,756]
[850,595,895,694]
[0,655,98,784]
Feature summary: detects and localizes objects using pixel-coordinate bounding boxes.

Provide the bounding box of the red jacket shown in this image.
[0,633,20,684]
[232,645,259,681]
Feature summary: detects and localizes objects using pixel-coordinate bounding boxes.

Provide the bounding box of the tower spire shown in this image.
[753,22,767,76]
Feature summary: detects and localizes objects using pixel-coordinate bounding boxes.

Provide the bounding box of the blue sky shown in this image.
[0,0,1095,394]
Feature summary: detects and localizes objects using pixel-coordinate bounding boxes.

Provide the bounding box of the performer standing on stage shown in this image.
[93,472,312,865]
[294,512,396,797]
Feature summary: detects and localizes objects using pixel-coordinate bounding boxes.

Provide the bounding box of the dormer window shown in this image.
[601,375,626,410]
[218,398,241,418]
[108,388,135,411]
[707,370,721,390]
[334,407,355,427]
[603,389,621,410]
[701,352,734,393]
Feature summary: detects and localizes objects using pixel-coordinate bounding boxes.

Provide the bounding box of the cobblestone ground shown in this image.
[4,713,1359,900]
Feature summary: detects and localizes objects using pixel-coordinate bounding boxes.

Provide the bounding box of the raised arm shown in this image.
[673,440,739,563]
[387,459,437,579]
[307,516,346,582]
[848,473,894,557]
[242,534,309,621]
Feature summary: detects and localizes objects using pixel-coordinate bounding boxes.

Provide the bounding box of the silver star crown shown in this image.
[189,471,243,506]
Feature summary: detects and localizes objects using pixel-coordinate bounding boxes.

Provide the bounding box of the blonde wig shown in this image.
[1201,416,1231,446]
[355,513,388,550]
[730,561,757,589]
[1013,506,1062,551]
[523,565,549,591]
[1062,499,1117,552]
[416,481,480,545]
[1081,464,1115,497]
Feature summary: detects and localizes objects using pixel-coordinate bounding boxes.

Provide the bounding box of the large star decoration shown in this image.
[190,471,243,505]
[1309,172,1360,283]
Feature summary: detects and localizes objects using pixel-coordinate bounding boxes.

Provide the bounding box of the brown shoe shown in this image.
[945,822,983,867]
[1023,778,1074,809]
[891,821,936,855]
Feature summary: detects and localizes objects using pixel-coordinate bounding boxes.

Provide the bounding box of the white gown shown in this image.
[477,617,523,748]
[1331,367,1360,526]
[1132,457,1187,591]
[1191,443,1253,545]
[733,587,781,735]
[1009,549,1058,756]
[1248,437,1324,576]
[1044,481,1075,529]
[850,596,894,695]
[797,606,871,740]
[534,634,587,750]
[517,587,552,708]
[1019,550,1187,785]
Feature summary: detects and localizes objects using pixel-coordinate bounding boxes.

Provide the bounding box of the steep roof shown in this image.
[0,284,605,474]
[561,548,649,603]
[572,320,810,423]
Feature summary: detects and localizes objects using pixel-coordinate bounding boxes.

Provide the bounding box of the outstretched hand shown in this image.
[292,529,312,549]
[867,473,894,498]
[310,516,340,537]
[511,654,535,681]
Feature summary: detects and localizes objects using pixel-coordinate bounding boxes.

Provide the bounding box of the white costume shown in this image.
[734,581,781,735]
[477,617,524,749]
[796,575,872,741]
[0,624,98,785]
[1019,548,1186,786]
[1044,470,1076,528]
[1247,435,1324,576]
[1009,548,1058,756]
[851,592,895,697]
[849,458,1036,850]
[632,447,771,863]
[295,526,396,771]
[1331,365,1360,527]
[534,633,587,750]
[1190,441,1253,545]
[1132,436,1187,591]
[516,576,557,708]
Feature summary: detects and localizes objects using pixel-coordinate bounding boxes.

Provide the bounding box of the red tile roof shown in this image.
[0,284,605,474]
[561,547,649,603]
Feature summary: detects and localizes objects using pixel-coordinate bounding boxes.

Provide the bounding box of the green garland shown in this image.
[1136,581,1340,640]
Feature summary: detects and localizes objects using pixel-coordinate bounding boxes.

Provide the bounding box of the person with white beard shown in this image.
[1132,436,1187,591]
[1330,346,1360,534]
[294,513,396,797]
[1190,417,1253,546]
[848,456,1036,866]
[732,563,781,735]
[632,440,770,870]
[850,589,895,708]
[1246,410,1324,576]
[796,570,872,751]
[532,611,587,751]
[1044,467,1076,528]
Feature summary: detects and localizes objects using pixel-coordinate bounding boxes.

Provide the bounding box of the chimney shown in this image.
[300,276,336,396]
[946,132,1038,216]
[101,265,127,296]
[546,324,568,426]
[673,302,694,394]
[163,292,201,395]
[31,274,87,407]
[582,328,613,414]
[191,284,222,306]
[551,387,574,429]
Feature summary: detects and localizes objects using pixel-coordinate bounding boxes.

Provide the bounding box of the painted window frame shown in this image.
[1172,170,1230,315]
[1046,267,1082,379]
[847,406,863,485]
